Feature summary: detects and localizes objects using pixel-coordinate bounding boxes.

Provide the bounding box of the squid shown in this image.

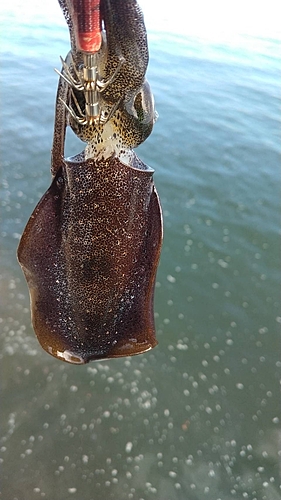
[17,0,163,364]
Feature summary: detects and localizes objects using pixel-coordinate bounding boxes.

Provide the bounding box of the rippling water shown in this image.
[1,1,280,499]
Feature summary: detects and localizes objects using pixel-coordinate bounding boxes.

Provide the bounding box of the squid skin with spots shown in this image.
[17,0,163,363]
[18,153,162,364]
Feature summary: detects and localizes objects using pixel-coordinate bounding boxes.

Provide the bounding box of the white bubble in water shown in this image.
[125,442,133,453]
[167,275,176,283]
[236,383,244,390]
[218,259,228,268]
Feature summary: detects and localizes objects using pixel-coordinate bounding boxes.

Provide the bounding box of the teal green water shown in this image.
[1,2,280,499]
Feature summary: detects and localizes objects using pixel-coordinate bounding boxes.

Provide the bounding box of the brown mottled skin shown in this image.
[17,0,163,364]
[18,153,162,363]
[57,0,155,152]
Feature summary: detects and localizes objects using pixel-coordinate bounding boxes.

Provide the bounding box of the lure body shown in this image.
[67,0,102,53]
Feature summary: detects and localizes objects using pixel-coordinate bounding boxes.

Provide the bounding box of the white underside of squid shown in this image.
[83,119,136,166]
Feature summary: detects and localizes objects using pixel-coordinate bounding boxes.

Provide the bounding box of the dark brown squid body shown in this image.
[17,0,163,364]
[18,153,162,364]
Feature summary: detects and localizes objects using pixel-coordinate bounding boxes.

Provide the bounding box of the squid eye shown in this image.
[56,176,64,189]
[134,92,145,122]
[54,168,65,190]
[125,80,156,126]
